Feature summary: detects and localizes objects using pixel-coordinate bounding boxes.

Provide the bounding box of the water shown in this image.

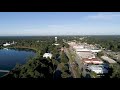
[0,48,36,77]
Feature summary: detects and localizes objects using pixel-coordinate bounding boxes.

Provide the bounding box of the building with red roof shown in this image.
[82,58,103,65]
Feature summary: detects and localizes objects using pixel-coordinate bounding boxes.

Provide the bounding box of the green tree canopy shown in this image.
[110,64,120,78]
[60,52,69,63]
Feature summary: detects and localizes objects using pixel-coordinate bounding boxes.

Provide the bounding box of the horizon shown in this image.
[0,12,120,36]
[0,34,120,37]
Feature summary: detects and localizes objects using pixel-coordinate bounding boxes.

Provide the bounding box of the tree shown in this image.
[110,64,120,78]
[52,59,59,70]
[62,64,69,72]
[60,52,69,63]
[15,63,22,70]
[34,70,41,78]
[97,51,104,57]
[64,43,69,48]
[61,71,71,78]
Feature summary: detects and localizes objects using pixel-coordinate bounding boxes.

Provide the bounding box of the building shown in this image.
[3,43,11,46]
[90,49,101,53]
[73,45,84,49]
[68,42,76,47]
[83,58,103,65]
[101,56,116,63]
[43,53,52,59]
[76,51,95,59]
[54,43,60,46]
[76,48,90,52]
[87,65,108,74]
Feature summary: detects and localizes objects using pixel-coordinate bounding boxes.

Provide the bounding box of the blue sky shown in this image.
[0,12,120,36]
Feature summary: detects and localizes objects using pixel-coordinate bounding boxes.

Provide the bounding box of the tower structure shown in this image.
[55,37,57,43]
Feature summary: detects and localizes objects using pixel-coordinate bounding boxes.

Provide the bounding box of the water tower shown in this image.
[55,37,57,43]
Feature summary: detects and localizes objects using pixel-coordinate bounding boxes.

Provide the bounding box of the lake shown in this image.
[0,48,36,77]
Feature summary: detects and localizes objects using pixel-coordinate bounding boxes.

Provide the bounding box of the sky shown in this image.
[0,12,120,36]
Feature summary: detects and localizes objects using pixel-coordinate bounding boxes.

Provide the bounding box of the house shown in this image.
[43,53,52,59]
[3,43,11,46]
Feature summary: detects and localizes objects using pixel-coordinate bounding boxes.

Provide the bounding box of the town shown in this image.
[66,39,113,78]
[0,36,120,78]
[1,12,120,78]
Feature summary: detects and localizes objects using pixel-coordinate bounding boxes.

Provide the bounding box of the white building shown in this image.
[90,50,101,53]
[87,65,108,74]
[73,45,85,50]
[43,53,52,59]
[3,43,11,46]
[76,48,90,52]
[54,43,60,46]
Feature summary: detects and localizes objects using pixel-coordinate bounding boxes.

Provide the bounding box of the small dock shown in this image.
[0,70,10,73]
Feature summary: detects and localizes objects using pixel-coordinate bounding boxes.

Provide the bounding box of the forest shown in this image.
[79,35,120,52]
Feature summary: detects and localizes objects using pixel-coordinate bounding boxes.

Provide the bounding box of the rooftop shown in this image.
[76,51,95,59]
[101,56,116,63]
[43,53,52,59]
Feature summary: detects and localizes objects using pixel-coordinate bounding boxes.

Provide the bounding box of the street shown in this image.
[64,47,79,78]
[68,46,91,78]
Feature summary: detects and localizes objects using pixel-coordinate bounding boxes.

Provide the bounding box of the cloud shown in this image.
[47,25,60,28]
[47,24,73,30]
[86,13,120,20]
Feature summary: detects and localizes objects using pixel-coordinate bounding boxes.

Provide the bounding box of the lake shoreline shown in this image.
[0,46,37,53]
[0,47,36,78]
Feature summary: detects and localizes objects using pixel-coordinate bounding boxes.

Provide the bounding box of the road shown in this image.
[64,48,79,78]
[69,46,91,78]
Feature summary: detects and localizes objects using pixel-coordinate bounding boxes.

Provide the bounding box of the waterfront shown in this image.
[0,48,36,77]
